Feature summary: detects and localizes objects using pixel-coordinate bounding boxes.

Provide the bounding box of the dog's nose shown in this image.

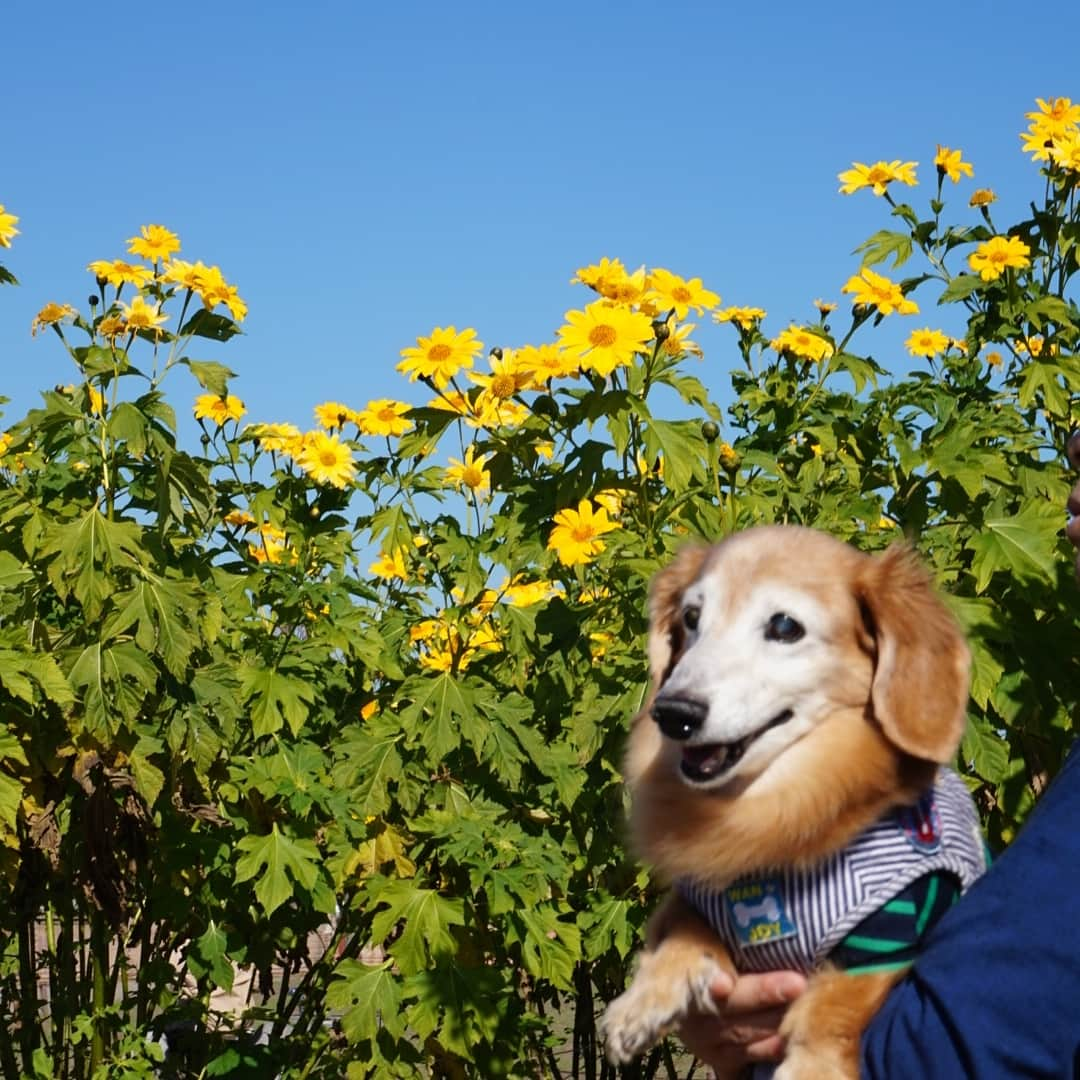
[651,695,707,740]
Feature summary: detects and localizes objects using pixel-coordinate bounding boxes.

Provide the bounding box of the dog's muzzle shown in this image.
[650,694,707,740]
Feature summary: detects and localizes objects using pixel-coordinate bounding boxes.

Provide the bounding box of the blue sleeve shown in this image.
[861,745,1080,1078]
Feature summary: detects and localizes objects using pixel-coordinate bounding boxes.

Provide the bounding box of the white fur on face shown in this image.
[660,569,855,791]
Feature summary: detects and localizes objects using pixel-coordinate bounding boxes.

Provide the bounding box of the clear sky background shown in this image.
[3,1,1077,439]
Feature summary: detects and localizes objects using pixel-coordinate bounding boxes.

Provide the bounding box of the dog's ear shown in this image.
[857,543,970,763]
[647,543,710,689]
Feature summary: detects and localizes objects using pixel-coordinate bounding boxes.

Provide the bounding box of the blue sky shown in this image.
[3,1,1076,438]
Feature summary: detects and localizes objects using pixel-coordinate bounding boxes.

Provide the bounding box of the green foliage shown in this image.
[2,113,1080,1079]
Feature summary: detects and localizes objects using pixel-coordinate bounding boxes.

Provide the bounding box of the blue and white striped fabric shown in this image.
[678,768,987,974]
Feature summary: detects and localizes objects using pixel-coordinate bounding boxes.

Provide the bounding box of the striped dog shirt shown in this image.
[678,768,987,975]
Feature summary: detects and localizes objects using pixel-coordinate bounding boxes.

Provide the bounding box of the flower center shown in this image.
[866,166,891,185]
[428,343,453,363]
[589,324,617,348]
[320,450,338,467]
[490,374,516,398]
[464,467,483,488]
[571,525,595,543]
[671,286,692,304]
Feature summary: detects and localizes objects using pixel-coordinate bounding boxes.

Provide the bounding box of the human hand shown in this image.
[676,969,807,1072]
[1067,432,1080,578]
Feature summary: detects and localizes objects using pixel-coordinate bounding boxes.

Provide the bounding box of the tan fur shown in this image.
[604,525,971,1077]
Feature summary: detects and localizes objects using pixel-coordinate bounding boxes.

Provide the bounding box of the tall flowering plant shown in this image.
[0,96,1079,1077]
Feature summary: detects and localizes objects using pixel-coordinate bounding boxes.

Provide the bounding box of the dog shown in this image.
[601,525,987,1078]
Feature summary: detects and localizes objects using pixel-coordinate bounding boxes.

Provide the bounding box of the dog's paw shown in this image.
[601,956,722,1064]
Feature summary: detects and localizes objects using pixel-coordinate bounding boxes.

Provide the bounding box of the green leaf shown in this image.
[853,229,913,270]
[182,359,238,396]
[107,402,149,457]
[0,550,33,591]
[397,673,478,761]
[130,734,166,807]
[641,418,703,493]
[327,960,404,1042]
[369,879,465,975]
[189,919,234,992]
[580,895,636,960]
[938,274,984,304]
[234,824,320,916]
[967,505,1062,593]
[68,641,157,737]
[179,309,242,342]
[960,718,1009,783]
[241,664,316,737]
[510,905,581,990]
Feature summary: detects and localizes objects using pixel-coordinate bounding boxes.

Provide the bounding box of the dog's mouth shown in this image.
[679,709,794,783]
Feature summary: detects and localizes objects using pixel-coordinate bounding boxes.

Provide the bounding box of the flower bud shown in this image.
[88,295,99,307]
[718,442,741,472]
[489,346,503,362]
[701,420,720,443]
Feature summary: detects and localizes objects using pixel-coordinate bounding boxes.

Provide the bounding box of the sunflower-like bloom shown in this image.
[468,350,533,400]
[357,399,412,437]
[194,393,246,426]
[934,145,973,183]
[88,259,154,289]
[31,302,77,336]
[713,306,766,330]
[837,160,918,196]
[1020,97,1080,161]
[120,295,169,332]
[557,300,654,378]
[398,326,482,388]
[769,325,835,363]
[841,268,919,316]
[969,189,997,208]
[314,401,356,431]
[968,235,1031,282]
[127,224,181,262]
[646,268,720,320]
[444,445,491,493]
[297,431,357,488]
[0,205,19,248]
[547,498,619,567]
[905,328,951,359]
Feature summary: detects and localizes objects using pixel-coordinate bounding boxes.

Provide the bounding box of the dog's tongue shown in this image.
[681,743,729,778]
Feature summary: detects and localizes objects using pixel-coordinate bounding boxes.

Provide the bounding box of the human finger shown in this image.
[711,970,807,1013]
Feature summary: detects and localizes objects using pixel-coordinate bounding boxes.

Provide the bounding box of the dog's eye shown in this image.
[765,612,804,643]
[682,605,701,632]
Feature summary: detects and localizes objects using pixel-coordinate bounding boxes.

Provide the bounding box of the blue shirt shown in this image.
[862,745,1080,1077]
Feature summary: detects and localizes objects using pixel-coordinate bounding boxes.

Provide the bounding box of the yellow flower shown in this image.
[444,445,491,493]
[161,258,208,291]
[589,631,614,661]
[468,350,533,399]
[984,350,1003,368]
[0,433,12,458]
[127,224,181,262]
[88,259,154,289]
[571,257,631,297]
[194,393,246,426]
[593,489,623,516]
[1021,97,1080,160]
[607,264,652,308]
[905,328,951,359]
[713,306,766,330]
[31,302,77,336]
[119,295,168,332]
[841,268,919,316]
[474,394,529,429]
[430,389,486,428]
[557,300,654,378]
[646,268,720,320]
[224,509,256,529]
[357,399,412,437]
[969,188,997,208]
[502,577,559,608]
[1049,130,1080,173]
[717,442,741,471]
[837,160,918,196]
[535,440,555,460]
[297,431,357,488]
[1017,336,1056,358]
[769,324,835,362]
[547,498,619,567]
[360,700,379,721]
[517,343,577,385]
[314,401,355,430]
[398,326,482,388]
[87,386,105,416]
[247,422,301,452]
[876,516,896,530]
[370,548,408,580]
[0,205,19,248]
[662,322,702,358]
[968,235,1031,281]
[248,523,292,565]
[194,264,247,322]
[934,145,973,183]
[814,299,838,315]
[97,315,127,339]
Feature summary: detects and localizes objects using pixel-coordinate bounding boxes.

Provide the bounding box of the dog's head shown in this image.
[638,525,971,794]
